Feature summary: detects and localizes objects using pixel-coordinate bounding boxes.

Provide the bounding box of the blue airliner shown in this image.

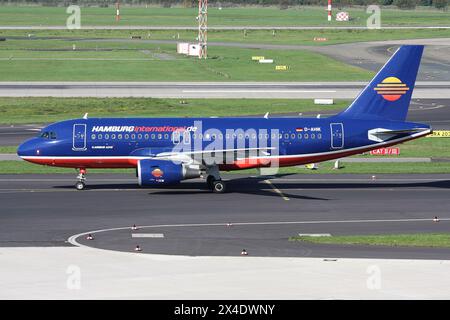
[17,45,431,192]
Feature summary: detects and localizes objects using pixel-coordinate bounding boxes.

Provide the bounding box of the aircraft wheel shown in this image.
[212,180,226,193]
[75,181,85,190]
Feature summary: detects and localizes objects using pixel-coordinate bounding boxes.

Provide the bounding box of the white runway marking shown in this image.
[132,233,164,238]
[182,90,337,93]
[68,217,450,249]
[264,179,290,200]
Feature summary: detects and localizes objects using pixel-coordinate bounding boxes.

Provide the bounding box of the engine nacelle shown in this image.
[137,159,201,186]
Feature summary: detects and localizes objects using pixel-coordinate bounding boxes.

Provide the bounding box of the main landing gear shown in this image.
[207,175,226,193]
[75,168,87,190]
[205,166,226,193]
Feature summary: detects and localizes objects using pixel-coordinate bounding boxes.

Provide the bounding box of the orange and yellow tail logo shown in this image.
[374,77,409,102]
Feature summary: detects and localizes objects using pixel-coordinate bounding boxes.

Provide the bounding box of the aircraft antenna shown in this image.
[83,113,88,119]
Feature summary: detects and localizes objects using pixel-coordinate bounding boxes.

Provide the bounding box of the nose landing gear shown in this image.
[75,168,86,190]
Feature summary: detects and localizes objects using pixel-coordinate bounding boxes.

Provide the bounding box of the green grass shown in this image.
[0,6,448,27]
[0,146,17,154]
[0,42,372,81]
[0,97,347,124]
[232,162,450,175]
[1,28,449,47]
[290,233,450,248]
[275,162,450,174]
[0,161,134,174]
[356,137,450,158]
[2,161,450,174]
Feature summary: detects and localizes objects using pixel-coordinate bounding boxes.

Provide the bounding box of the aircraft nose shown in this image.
[17,139,39,157]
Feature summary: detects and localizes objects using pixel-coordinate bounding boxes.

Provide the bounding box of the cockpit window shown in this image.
[39,131,57,139]
[39,132,49,139]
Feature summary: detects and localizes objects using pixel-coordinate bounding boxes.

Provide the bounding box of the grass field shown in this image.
[290,233,450,248]
[0,97,347,124]
[0,6,448,27]
[2,161,450,174]
[357,137,450,158]
[0,146,16,153]
[2,29,449,46]
[0,41,373,81]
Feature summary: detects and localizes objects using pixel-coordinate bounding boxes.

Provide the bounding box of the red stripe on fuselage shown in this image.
[22,135,422,170]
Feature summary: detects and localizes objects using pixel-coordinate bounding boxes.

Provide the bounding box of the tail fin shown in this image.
[336,45,424,122]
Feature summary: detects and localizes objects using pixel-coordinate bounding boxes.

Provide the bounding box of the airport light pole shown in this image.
[198,0,208,59]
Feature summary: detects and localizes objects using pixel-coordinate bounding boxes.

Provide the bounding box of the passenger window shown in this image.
[151,134,155,139]
[318,133,322,139]
[183,131,191,144]
[125,134,129,140]
[291,133,295,139]
[91,134,96,140]
[284,133,289,139]
[304,134,309,139]
[105,134,109,140]
[131,134,136,140]
[98,134,103,139]
[118,134,123,140]
[138,134,142,140]
[164,134,169,139]
[311,134,315,139]
[111,134,116,139]
[157,134,162,140]
[144,134,149,140]
[298,134,302,139]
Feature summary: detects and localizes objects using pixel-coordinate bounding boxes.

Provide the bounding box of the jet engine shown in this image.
[137,159,201,186]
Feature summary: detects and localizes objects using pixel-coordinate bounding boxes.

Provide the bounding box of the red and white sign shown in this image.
[336,12,349,21]
[370,148,400,156]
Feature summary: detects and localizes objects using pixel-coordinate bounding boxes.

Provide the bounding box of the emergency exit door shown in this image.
[73,124,87,151]
[330,123,344,149]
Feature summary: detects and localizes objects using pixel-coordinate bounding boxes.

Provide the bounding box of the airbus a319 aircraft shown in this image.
[18,45,431,193]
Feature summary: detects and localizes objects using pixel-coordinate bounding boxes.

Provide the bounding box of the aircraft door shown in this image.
[330,123,344,149]
[172,131,181,144]
[73,124,87,151]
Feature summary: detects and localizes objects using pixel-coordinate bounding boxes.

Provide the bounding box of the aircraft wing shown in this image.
[152,146,276,164]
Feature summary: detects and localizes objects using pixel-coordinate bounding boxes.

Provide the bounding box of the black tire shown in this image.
[75,181,85,190]
[212,180,226,193]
